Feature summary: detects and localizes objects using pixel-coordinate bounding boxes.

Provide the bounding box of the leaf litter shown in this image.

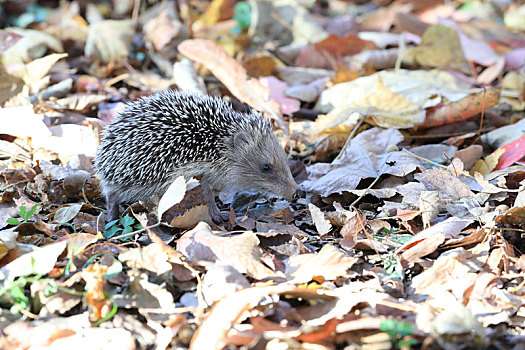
[0,1,524,349]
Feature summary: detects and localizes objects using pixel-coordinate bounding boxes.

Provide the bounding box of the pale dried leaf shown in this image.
[0,241,67,281]
[285,245,358,283]
[176,222,283,280]
[308,203,332,236]
[158,176,187,219]
[85,20,134,63]
[53,204,83,223]
[119,243,172,275]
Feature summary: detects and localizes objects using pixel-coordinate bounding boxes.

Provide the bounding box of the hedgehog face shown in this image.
[228,130,297,199]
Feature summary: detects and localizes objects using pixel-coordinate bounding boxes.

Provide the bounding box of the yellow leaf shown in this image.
[360,75,418,112]
[324,76,425,129]
[470,148,505,176]
[199,0,225,25]
[404,24,470,74]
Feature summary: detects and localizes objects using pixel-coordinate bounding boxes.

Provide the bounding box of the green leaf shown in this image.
[396,322,414,338]
[18,206,29,220]
[6,217,22,225]
[119,214,135,228]
[233,2,251,29]
[103,219,120,231]
[10,285,29,307]
[399,339,417,348]
[380,319,397,338]
[102,225,122,239]
[26,202,42,218]
[121,225,133,235]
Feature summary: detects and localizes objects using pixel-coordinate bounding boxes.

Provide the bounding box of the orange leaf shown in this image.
[419,87,500,128]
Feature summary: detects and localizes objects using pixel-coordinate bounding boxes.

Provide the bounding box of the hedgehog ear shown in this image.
[233,131,250,149]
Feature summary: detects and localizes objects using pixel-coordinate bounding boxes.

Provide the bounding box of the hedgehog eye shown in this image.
[261,163,273,173]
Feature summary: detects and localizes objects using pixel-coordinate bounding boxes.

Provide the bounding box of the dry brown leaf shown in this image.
[118,243,172,275]
[81,263,111,323]
[358,76,425,128]
[295,34,375,69]
[471,148,505,176]
[177,39,281,118]
[397,217,472,266]
[0,240,66,281]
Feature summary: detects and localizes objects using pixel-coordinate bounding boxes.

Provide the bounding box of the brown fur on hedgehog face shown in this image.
[225,129,297,198]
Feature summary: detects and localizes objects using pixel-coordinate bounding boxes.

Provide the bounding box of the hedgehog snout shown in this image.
[273,169,297,200]
[282,178,298,199]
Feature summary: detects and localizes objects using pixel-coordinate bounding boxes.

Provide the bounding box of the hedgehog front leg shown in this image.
[200,181,224,223]
[105,191,121,221]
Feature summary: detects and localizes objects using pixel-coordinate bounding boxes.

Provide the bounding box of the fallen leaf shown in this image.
[471,148,505,176]
[157,176,188,219]
[176,222,283,280]
[419,87,501,129]
[0,240,67,281]
[190,284,295,350]
[494,134,525,170]
[85,20,134,63]
[259,76,300,115]
[177,39,281,118]
[285,245,358,283]
[404,24,470,74]
[308,203,332,236]
[143,10,181,51]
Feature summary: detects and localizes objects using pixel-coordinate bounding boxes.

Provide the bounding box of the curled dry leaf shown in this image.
[419,87,501,129]
[177,39,282,118]
[157,176,187,219]
[396,217,472,266]
[190,284,296,350]
[143,10,181,51]
[121,271,178,323]
[358,76,425,128]
[308,203,332,236]
[1,27,63,64]
[81,263,112,323]
[6,53,67,86]
[471,148,505,176]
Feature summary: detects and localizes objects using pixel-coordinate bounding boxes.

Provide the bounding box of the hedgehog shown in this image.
[94,90,297,222]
